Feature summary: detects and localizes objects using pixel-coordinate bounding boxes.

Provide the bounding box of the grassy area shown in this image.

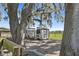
[3,39,14,52]
[0,37,16,52]
[48,31,63,40]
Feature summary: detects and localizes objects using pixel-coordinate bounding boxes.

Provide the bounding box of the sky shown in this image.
[0,3,64,31]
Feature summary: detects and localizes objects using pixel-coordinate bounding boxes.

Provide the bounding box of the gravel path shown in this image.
[24,39,61,56]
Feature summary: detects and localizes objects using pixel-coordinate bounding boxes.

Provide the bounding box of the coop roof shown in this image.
[37,27,49,30]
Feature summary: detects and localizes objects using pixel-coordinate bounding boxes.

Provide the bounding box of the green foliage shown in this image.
[0,3,65,28]
[32,3,65,27]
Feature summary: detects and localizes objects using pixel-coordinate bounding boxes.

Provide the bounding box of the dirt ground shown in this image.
[24,39,61,56]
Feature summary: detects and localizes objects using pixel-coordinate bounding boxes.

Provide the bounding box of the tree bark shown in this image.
[7,3,22,44]
[20,3,34,45]
[60,4,79,56]
[7,3,34,45]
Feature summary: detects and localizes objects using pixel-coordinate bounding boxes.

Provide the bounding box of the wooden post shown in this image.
[0,39,4,55]
[13,47,19,56]
[13,46,24,56]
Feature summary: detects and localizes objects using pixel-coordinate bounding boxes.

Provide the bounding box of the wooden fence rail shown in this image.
[0,38,25,56]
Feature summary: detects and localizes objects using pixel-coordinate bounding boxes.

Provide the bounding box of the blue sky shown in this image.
[0,3,64,31]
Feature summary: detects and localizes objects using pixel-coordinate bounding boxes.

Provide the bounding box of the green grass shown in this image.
[0,37,16,52]
[3,39,14,52]
[48,32,63,40]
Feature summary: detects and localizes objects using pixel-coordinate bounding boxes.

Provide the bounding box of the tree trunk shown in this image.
[7,3,34,45]
[60,4,79,56]
[20,3,34,46]
[7,3,22,44]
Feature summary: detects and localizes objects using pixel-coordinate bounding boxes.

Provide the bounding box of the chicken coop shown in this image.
[36,27,49,40]
[25,27,49,40]
[25,28,36,39]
